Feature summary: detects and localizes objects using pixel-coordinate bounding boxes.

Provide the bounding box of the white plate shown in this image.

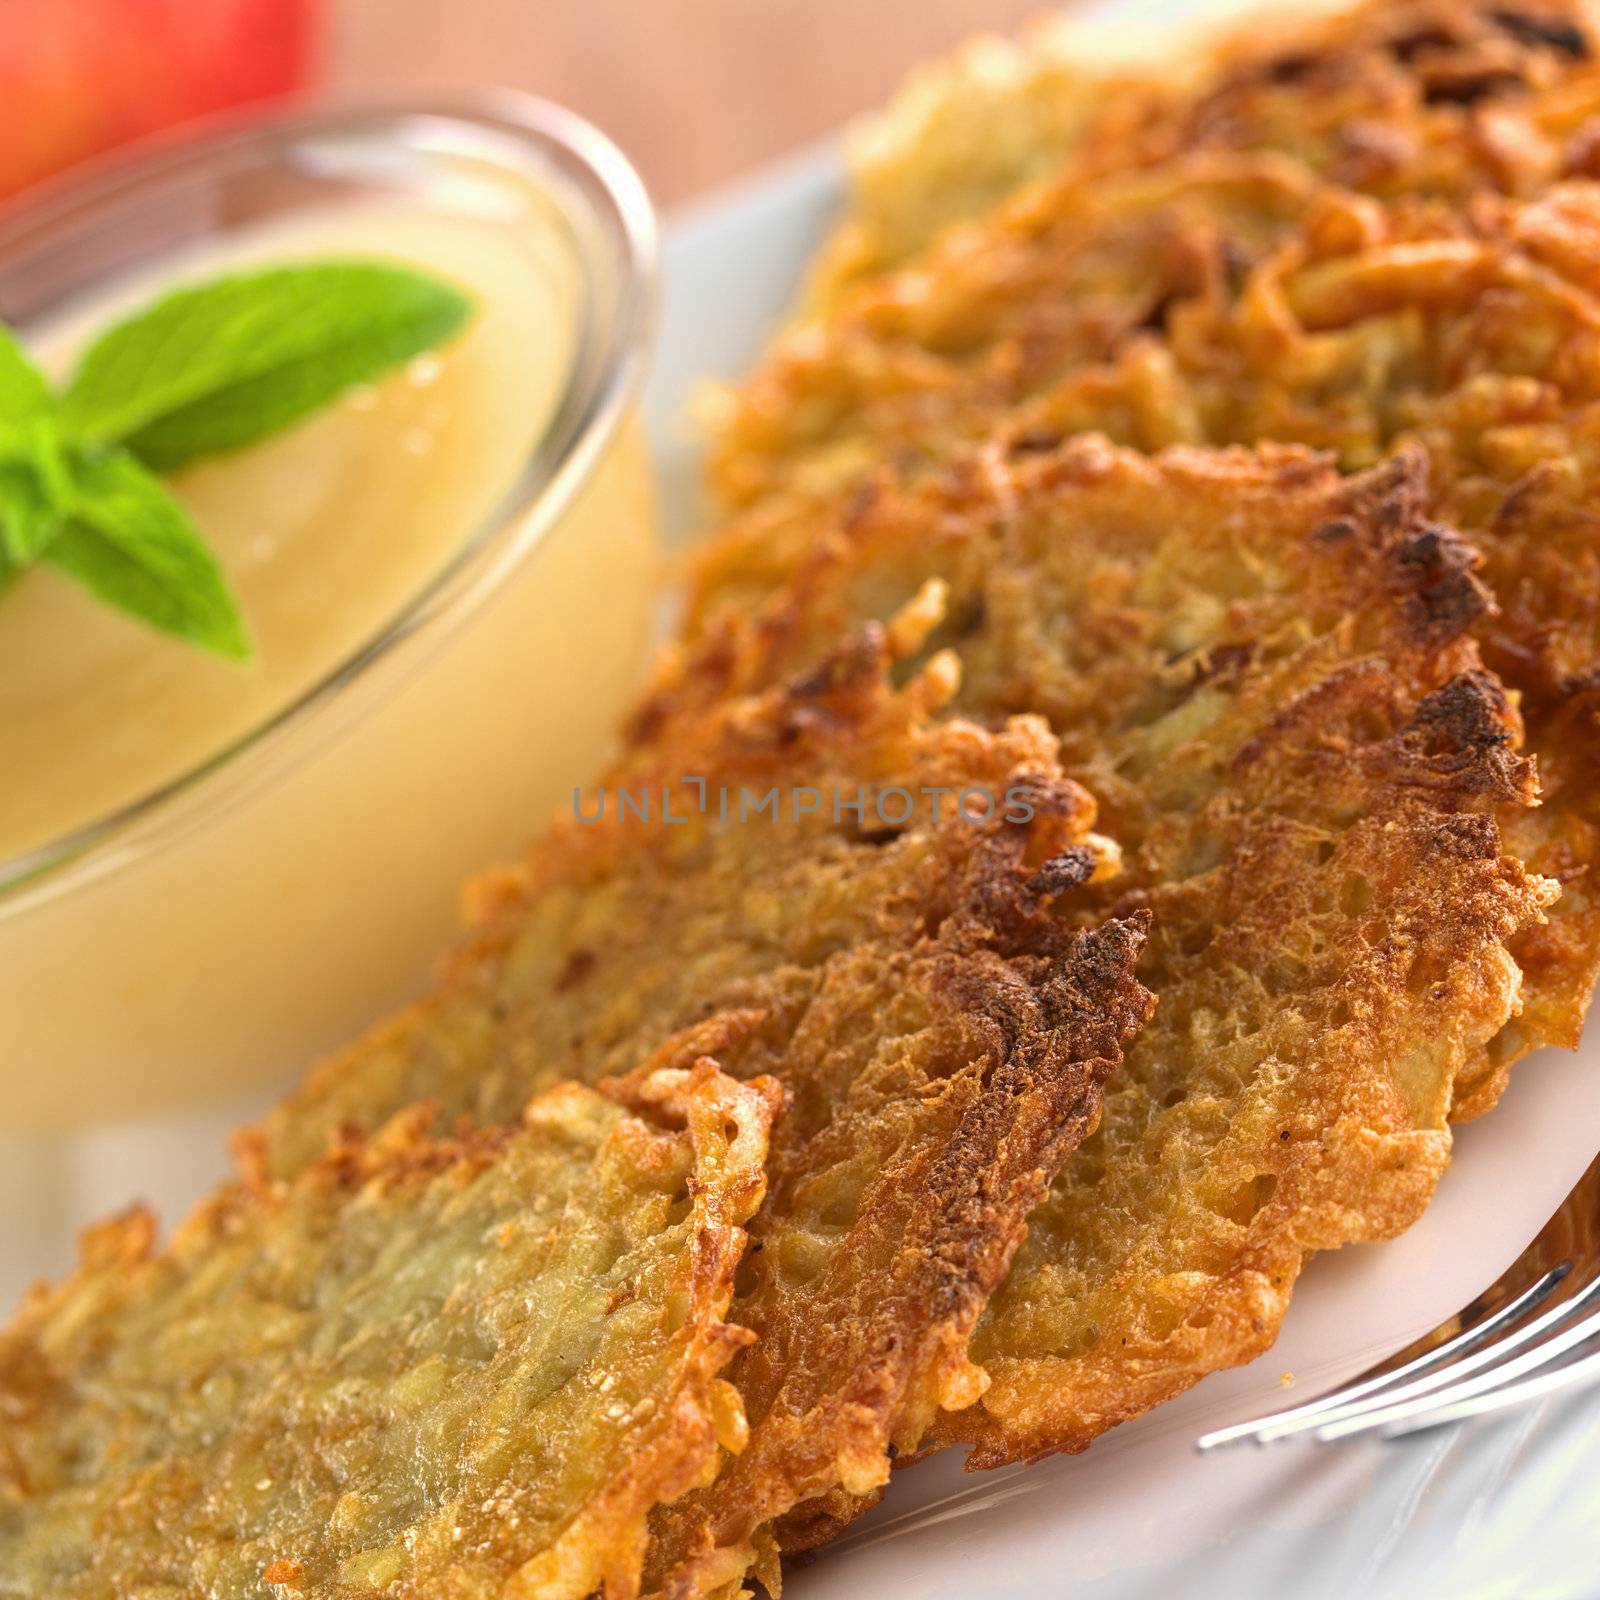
[4,5,1598,1592]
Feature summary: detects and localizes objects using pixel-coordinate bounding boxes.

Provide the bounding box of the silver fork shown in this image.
[1197,1153,1600,1449]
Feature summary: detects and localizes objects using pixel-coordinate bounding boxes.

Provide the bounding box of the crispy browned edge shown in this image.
[514,1063,782,1600]
[644,912,1154,1596]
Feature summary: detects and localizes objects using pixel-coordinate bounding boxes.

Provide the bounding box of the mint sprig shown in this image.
[0,416,72,564]
[0,261,472,657]
[47,453,250,658]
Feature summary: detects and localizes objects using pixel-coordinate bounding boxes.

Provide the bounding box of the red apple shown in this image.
[0,0,314,199]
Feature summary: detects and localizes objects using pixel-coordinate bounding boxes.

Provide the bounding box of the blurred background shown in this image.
[0,0,1049,207]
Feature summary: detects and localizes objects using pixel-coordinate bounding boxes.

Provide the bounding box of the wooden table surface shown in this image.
[328,0,1055,207]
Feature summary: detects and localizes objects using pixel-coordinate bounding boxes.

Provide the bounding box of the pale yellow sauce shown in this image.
[1,199,575,862]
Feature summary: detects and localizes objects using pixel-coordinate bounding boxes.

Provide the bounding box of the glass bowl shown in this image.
[0,93,660,1127]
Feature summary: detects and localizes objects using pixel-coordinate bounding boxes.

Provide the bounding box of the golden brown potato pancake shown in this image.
[633,438,1557,1469]
[258,634,1153,1590]
[0,1063,777,1600]
[692,0,1600,1090]
[715,0,1600,511]
[801,0,1600,315]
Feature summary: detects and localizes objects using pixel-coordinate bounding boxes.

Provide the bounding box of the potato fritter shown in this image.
[0,1063,777,1600]
[259,633,1154,1588]
[799,0,1592,313]
[634,439,1557,1469]
[694,0,1600,1090]
[717,0,1600,510]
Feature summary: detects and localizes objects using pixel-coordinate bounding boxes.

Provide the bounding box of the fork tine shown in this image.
[1312,1282,1600,1442]
[1194,1264,1570,1451]
[1378,1336,1600,1437]
[1292,1268,1600,1441]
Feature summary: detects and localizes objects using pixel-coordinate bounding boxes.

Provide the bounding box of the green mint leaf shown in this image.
[0,484,60,566]
[0,323,52,426]
[0,416,73,563]
[58,261,472,469]
[44,449,251,659]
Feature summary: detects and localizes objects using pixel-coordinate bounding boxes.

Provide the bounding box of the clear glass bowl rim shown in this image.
[0,88,658,910]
